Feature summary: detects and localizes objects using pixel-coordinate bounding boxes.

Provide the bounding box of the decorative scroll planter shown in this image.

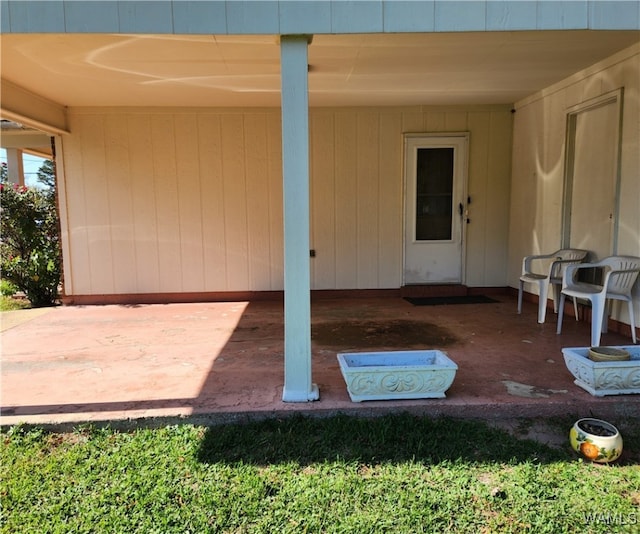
[337,350,458,402]
[569,418,623,463]
[562,346,640,396]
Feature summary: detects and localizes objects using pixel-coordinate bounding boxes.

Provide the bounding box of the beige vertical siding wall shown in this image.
[509,43,640,324]
[59,105,513,296]
[309,107,513,289]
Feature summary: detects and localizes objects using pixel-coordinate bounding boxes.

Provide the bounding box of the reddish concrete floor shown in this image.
[1,295,638,427]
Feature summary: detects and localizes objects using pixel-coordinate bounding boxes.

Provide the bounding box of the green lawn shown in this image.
[0,295,30,311]
[2,414,639,533]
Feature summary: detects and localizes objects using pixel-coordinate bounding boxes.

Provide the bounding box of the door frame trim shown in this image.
[561,88,624,255]
[402,132,470,285]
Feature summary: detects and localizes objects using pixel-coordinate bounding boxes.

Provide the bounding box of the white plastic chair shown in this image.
[556,255,640,346]
[517,249,589,323]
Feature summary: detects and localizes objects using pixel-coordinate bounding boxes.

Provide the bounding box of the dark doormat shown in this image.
[404,295,499,306]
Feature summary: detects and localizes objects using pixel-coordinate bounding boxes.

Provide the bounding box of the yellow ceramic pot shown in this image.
[570,418,623,463]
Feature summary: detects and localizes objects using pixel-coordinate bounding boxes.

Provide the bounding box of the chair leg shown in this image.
[552,283,560,313]
[590,298,604,347]
[603,304,610,334]
[572,297,579,321]
[517,280,524,314]
[556,293,566,334]
[537,281,549,324]
[628,300,637,344]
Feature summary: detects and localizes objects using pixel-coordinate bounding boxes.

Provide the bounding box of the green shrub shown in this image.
[0,278,18,296]
[0,170,61,308]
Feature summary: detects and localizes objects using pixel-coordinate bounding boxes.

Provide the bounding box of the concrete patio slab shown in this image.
[1,296,638,428]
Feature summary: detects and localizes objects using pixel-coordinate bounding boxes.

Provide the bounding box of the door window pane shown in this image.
[415,147,454,241]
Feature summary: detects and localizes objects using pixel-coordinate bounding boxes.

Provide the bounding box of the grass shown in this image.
[2,414,639,533]
[0,295,30,311]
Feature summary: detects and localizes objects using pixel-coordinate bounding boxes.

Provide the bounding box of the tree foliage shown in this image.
[0,162,61,307]
[37,159,56,190]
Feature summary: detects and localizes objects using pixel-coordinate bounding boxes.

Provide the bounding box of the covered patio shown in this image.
[2,3,640,409]
[1,2,639,426]
[1,294,638,428]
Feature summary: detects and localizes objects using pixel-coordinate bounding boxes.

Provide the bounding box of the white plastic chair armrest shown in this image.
[522,252,557,276]
[561,262,582,288]
[549,257,586,279]
[561,260,605,288]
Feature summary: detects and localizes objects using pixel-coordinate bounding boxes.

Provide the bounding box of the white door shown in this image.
[563,90,622,259]
[403,134,469,285]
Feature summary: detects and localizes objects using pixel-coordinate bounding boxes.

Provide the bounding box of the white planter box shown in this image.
[562,346,640,397]
[337,350,458,402]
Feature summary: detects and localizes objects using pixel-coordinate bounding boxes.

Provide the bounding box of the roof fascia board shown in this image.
[1,1,638,34]
[0,132,53,148]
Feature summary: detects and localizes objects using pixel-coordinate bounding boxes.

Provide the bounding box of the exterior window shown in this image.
[415,147,454,241]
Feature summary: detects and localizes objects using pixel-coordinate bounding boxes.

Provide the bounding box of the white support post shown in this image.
[6,148,25,186]
[280,35,319,402]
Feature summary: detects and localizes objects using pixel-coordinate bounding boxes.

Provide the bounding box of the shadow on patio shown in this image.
[1,294,638,428]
